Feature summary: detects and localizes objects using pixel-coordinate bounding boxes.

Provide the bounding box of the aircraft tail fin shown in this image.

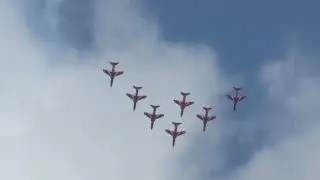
[233,86,242,91]
[172,122,182,126]
[133,85,142,90]
[203,107,212,111]
[151,105,160,109]
[180,92,190,96]
[109,61,119,66]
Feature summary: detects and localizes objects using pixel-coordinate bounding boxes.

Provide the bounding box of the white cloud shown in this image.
[229,52,320,180]
[0,0,225,180]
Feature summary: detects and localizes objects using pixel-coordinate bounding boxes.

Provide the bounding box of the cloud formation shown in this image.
[0,0,224,180]
[229,52,320,180]
[2,0,319,180]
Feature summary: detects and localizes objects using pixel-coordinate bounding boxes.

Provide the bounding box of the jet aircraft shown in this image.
[126,86,147,111]
[174,92,194,117]
[144,105,164,130]
[165,122,186,147]
[196,107,216,131]
[102,61,124,87]
[225,86,246,112]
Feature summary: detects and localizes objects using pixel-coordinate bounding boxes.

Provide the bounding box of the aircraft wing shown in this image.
[186,101,194,106]
[225,94,233,100]
[196,114,204,121]
[115,71,124,76]
[126,93,134,100]
[165,129,174,136]
[208,116,216,121]
[174,100,181,105]
[239,95,246,101]
[137,95,147,101]
[102,69,111,76]
[177,131,186,136]
[144,112,152,119]
[155,114,164,119]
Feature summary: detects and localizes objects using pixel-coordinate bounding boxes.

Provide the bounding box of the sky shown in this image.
[144,0,320,73]
[0,0,320,180]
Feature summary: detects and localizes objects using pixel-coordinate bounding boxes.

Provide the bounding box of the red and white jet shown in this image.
[144,105,164,130]
[126,86,147,111]
[225,86,246,112]
[102,61,124,87]
[174,92,194,117]
[165,122,186,147]
[196,107,216,132]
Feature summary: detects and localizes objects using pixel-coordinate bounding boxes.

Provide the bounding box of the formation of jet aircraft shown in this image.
[102,61,247,148]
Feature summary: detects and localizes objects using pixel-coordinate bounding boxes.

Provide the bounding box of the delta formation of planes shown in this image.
[102,61,247,148]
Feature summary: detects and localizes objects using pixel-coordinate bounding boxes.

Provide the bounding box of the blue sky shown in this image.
[27,0,320,69]
[144,0,320,74]
[141,1,320,177]
[2,0,320,180]
[27,0,319,177]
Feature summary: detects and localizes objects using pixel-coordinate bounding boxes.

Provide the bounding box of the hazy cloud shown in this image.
[0,0,224,180]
